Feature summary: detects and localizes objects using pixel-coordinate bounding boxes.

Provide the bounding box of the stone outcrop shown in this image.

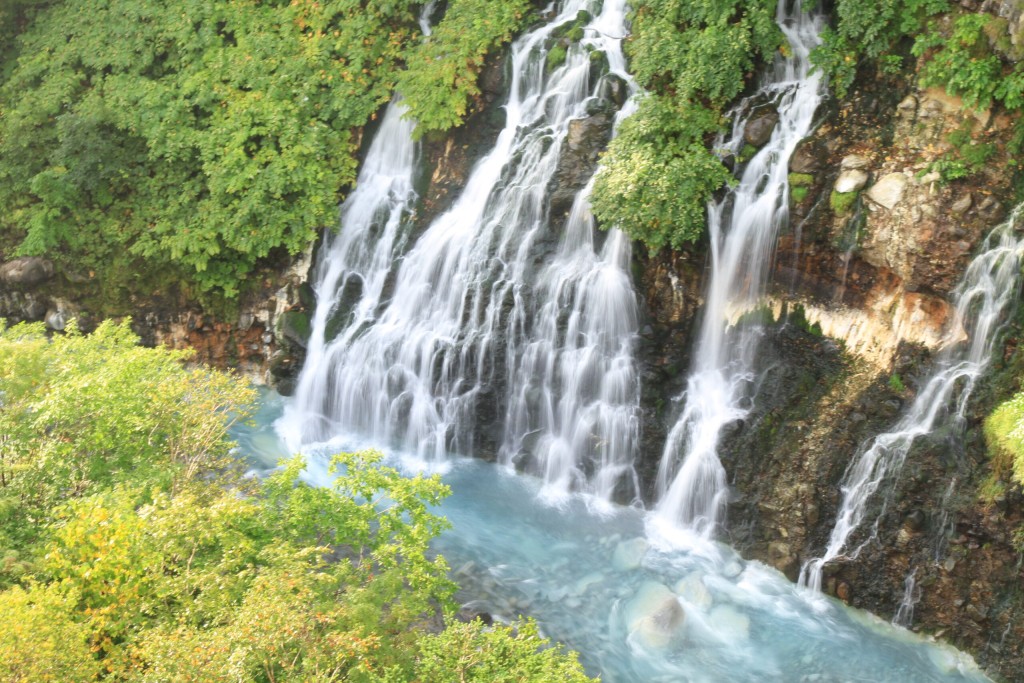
[0,257,54,287]
[744,105,779,148]
[549,109,614,216]
[0,248,313,385]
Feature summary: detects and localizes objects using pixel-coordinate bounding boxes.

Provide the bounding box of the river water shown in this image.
[238,395,990,683]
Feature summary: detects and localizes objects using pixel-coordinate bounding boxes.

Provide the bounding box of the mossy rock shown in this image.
[830,190,859,216]
[546,44,567,73]
[277,309,311,350]
[738,143,759,163]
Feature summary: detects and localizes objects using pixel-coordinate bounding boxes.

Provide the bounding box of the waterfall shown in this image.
[654,2,826,535]
[279,0,643,500]
[279,99,419,451]
[801,207,1024,591]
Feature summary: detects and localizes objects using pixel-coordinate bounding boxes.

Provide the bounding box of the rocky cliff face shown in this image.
[0,248,313,385]
[698,46,1024,683]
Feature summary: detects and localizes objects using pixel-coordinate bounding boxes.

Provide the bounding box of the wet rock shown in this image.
[951,193,973,215]
[791,138,827,173]
[0,257,54,287]
[904,509,926,532]
[866,173,909,210]
[625,582,686,648]
[613,537,649,571]
[277,309,311,350]
[674,572,713,609]
[897,95,918,117]
[44,299,78,331]
[768,541,798,577]
[457,607,494,626]
[549,111,613,215]
[835,169,869,193]
[744,106,779,147]
[599,73,629,108]
[268,350,297,379]
[722,560,744,579]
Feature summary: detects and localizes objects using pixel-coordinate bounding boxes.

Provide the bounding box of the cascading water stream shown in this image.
[801,206,1024,591]
[280,100,419,449]
[279,0,642,500]
[655,2,826,535]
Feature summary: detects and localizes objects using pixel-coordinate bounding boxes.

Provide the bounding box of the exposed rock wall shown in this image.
[0,248,313,384]
[696,40,1024,683]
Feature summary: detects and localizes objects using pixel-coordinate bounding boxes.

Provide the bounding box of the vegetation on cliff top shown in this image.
[591,0,782,250]
[0,0,527,297]
[0,320,595,681]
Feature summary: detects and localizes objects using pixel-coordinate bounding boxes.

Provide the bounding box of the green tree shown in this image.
[0,583,100,682]
[0,319,256,579]
[397,0,531,135]
[0,0,525,298]
[403,618,595,683]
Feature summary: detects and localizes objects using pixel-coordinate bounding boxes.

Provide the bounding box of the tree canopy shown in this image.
[0,319,595,682]
[591,0,782,250]
[0,0,528,297]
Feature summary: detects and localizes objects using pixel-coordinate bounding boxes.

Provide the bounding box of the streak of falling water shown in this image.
[498,0,643,504]
[655,2,826,535]
[801,206,1024,591]
[893,568,921,628]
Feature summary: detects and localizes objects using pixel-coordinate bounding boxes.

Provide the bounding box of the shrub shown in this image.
[591,0,782,249]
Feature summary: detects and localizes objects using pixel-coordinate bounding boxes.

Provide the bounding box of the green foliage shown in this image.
[30,453,454,679]
[0,583,101,682]
[402,618,596,682]
[811,0,948,98]
[0,0,522,297]
[0,319,256,580]
[888,372,906,392]
[737,143,759,163]
[0,319,593,681]
[913,13,1024,111]
[829,190,859,216]
[916,120,997,182]
[815,0,1024,120]
[626,0,782,104]
[397,0,530,136]
[592,0,782,249]
[592,97,732,249]
[984,389,1024,486]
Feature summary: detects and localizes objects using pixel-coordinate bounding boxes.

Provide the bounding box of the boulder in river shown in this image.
[625,581,686,648]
